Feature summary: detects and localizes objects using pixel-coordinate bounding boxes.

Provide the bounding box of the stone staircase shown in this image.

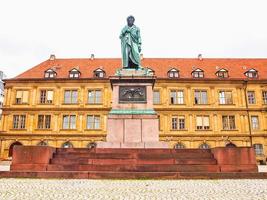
[9,146,259,179]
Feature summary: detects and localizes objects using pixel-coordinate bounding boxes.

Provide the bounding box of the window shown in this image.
[199,143,210,149]
[194,90,207,104]
[37,115,51,129]
[69,68,81,78]
[247,91,256,104]
[94,68,105,78]
[170,90,184,104]
[62,142,73,148]
[62,115,76,129]
[251,116,259,130]
[40,90,53,104]
[87,115,100,129]
[192,68,204,78]
[88,90,102,104]
[222,116,236,130]
[174,143,186,149]
[44,69,57,78]
[13,115,26,129]
[219,91,233,104]
[153,90,160,104]
[253,144,264,156]
[37,141,48,146]
[167,68,179,78]
[245,69,258,78]
[216,69,229,78]
[262,91,267,104]
[226,142,237,148]
[196,116,210,130]
[64,90,78,104]
[171,116,185,130]
[15,90,29,104]
[87,142,97,149]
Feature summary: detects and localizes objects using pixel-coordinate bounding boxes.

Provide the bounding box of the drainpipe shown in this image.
[243,80,253,147]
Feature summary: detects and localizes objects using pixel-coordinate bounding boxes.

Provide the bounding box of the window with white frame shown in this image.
[199,143,210,149]
[247,91,256,104]
[174,143,186,149]
[253,144,264,156]
[15,90,29,104]
[88,90,102,104]
[262,91,267,104]
[222,115,236,130]
[87,115,100,129]
[69,68,81,78]
[251,116,259,130]
[219,91,233,104]
[171,116,185,130]
[94,68,105,78]
[153,90,160,104]
[44,69,57,78]
[167,68,179,78]
[216,68,229,78]
[37,115,51,129]
[13,115,26,129]
[40,90,53,104]
[196,116,210,130]
[245,69,258,78]
[64,90,78,104]
[62,115,76,129]
[170,90,184,104]
[192,68,204,78]
[194,90,207,104]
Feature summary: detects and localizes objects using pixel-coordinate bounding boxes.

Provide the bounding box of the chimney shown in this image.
[90,54,95,60]
[49,54,56,60]
[140,53,144,60]
[198,54,203,61]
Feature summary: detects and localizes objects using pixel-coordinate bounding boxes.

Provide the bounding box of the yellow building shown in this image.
[0,56,267,163]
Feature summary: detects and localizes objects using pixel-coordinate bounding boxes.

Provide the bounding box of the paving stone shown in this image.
[0,179,267,199]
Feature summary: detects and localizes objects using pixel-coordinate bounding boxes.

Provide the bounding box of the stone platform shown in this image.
[4,146,260,179]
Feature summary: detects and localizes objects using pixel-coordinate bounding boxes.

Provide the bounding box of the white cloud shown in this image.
[0,0,267,78]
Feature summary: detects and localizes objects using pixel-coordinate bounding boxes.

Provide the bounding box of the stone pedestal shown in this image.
[97,68,168,148]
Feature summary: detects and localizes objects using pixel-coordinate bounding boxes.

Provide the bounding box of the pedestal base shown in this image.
[97,141,169,149]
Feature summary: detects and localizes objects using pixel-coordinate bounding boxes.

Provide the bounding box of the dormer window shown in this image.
[167,68,179,78]
[69,68,81,78]
[94,68,105,78]
[44,69,57,78]
[216,68,228,78]
[245,68,258,78]
[192,68,204,78]
[146,68,155,76]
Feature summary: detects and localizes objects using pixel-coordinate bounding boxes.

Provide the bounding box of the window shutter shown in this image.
[196,116,202,126]
[16,91,23,98]
[22,91,29,103]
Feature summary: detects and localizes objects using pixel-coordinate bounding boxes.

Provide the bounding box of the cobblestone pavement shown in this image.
[0,179,267,200]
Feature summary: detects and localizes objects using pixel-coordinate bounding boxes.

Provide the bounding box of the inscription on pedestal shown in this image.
[119,86,146,103]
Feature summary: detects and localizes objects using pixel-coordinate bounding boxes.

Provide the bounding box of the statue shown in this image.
[120,16,142,69]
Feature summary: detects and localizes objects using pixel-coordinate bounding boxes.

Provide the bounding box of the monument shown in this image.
[97,16,168,148]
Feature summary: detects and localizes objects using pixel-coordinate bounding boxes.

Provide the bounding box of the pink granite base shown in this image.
[97,141,169,149]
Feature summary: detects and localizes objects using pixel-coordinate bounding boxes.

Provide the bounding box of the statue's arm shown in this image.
[119,26,128,39]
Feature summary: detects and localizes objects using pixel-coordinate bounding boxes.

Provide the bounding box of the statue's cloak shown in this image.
[120,25,142,68]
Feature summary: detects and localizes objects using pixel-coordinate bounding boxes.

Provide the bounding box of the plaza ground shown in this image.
[0,179,267,199]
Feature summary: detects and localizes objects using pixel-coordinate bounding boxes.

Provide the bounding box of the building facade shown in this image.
[0,56,266,163]
[0,71,6,123]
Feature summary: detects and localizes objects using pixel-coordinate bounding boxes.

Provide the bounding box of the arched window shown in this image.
[62,142,73,148]
[94,68,106,78]
[192,68,204,78]
[199,143,210,149]
[37,141,48,146]
[253,144,264,156]
[174,142,186,149]
[215,68,229,78]
[44,68,57,78]
[226,142,237,148]
[87,142,97,149]
[167,68,179,78]
[8,141,23,157]
[244,68,258,78]
[69,68,81,78]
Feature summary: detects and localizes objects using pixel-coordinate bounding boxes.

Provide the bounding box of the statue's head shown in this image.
[127,15,135,27]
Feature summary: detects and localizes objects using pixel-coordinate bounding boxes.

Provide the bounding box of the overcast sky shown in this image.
[0,0,267,78]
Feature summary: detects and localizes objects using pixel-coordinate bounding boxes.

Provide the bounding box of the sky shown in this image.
[0,0,267,78]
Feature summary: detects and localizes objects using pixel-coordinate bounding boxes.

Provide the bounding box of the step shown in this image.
[53,153,136,159]
[47,164,219,172]
[50,158,217,165]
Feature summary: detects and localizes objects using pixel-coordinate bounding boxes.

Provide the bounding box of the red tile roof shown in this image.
[13,58,267,80]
